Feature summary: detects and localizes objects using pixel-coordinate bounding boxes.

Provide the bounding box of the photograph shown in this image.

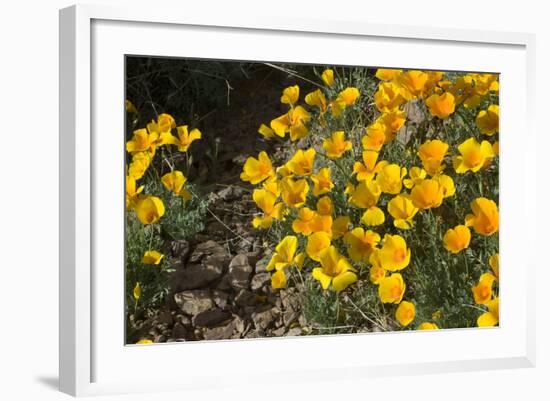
[124,57,499,344]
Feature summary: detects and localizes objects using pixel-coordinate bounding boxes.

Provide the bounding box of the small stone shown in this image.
[234,289,257,307]
[217,186,245,201]
[189,240,229,263]
[203,318,236,341]
[157,310,173,326]
[286,327,302,337]
[283,309,298,327]
[255,256,270,273]
[212,290,229,309]
[171,240,190,261]
[174,290,214,316]
[172,322,187,339]
[271,326,286,337]
[250,273,271,291]
[193,309,232,328]
[252,306,280,330]
[228,254,253,289]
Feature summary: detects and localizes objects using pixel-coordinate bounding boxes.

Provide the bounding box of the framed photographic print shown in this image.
[59,4,536,397]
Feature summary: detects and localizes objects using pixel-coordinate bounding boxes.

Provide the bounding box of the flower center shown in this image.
[394,248,406,263]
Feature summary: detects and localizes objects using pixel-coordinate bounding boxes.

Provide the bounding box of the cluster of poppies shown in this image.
[125,110,202,305]
[242,68,499,330]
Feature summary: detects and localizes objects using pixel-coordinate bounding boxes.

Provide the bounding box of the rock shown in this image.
[203,318,236,341]
[234,289,257,307]
[157,310,173,326]
[171,239,190,261]
[271,326,286,337]
[171,261,224,291]
[250,273,271,291]
[282,309,298,327]
[245,251,261,267]
[172,322,187,339]
[228,254,253,289]
[212,290,229,309]
[252,306,280,330]
[189,240,229,264]
[286,327,302,337]
[216,274,232,291]
[174,290,214,316]
[193,308,232,328]
[217,185,245,201]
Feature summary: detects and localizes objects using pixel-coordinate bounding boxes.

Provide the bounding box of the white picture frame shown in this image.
[59,4,536,397]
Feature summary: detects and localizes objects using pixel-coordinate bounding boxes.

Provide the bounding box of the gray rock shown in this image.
[286,327,302,337]
[250,273,271,291]
[216,274,232,291]
[171,239,190,261]
[174,290,214,316]
[282,309,298,327]
[193,308,232,328]
[212,290,229,309]
[228,254,253,289]
[189,240,229,264]
[217,185,245,201]
[172,322,187,339]
[203,318,236,341]
[252,306,280,330]
[234,289,257,307]
[271,326,286,337]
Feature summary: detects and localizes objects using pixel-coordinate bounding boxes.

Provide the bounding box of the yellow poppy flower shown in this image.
[316,196,333,216]
[489,253,499,280]
[323,131,352,159]
[375,68,402,81]
[292,207,317,235]
[374,82,406,112]
[146,114,177,146]
[135,195,165,225]
[271,269,287,289]
[465,197,499,236]
[280,85,300,105]
[126,128,159,155]
[396,301,415,327]
[262,177,281,196]
[376,164,407,195]
[362,124,388,151]
[361,206,385,226]
[306,231,332,262]
[403,167,427,189]
[240,151,275,184]
[311,167,334,196]
[418,139,449,176]
[472,272,496,305]
[344,227,380,263]
[410,179,444,210]
[305,89,328,114]
[434,173,456,198]
[348,180,381,209]
[270,105,311,141]
[286,148,316,176]
[443,225,471,254]
[312,246,357,292]
[353,151,387,182]
[331,87,360,117]
[332,216,351,239]
[378,273,406,304]
[133,282,141,300]
[252,188,284,229]
[161,170,192,200]
[126,175,144,209]
[266,236,304,271]
[369,263,386,285]
[417,322,439,330]
[387,194,418,229]
[258,123,275,139]
[321,69,334,87]
[280,177,309,208]
[425,92,456,119]
[473,74,499,95]
[136,339,153,344]
[396,70,429,100]
[173,125,202,152]
[453,137,495,174]
[128,151,152,180]
[378,109,406,133]
[142,250,164,265]
[378,234,410,271]
[476,105,499,136]
[477,297,499,327]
